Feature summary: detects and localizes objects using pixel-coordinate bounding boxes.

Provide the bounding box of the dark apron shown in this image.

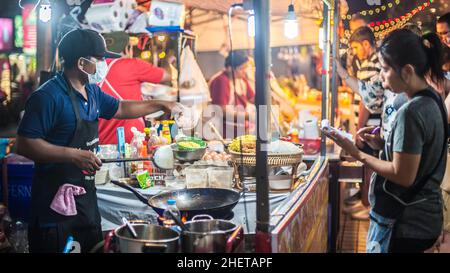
[28,76,102,253]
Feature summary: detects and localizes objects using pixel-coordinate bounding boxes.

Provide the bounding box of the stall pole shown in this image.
[254,0,271,253]
[328,0,340,253]
[330,0,339,127]
[176,32,182,103]
[320,3,330,157]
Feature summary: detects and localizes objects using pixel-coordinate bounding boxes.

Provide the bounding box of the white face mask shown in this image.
[80,57,108,84]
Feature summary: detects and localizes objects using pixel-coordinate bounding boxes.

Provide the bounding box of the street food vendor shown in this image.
[209,51,255,139]
[16,29,183,253]
[98,32,172,144]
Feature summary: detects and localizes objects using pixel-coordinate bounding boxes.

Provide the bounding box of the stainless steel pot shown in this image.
[181,215,243,253]
[113,220,180,253]
[171,144,206,162]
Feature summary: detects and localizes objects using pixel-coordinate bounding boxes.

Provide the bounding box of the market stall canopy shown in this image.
[160,0,325,16]
[157,0,348,51]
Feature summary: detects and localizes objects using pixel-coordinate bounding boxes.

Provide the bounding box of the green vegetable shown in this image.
[176,137,206,151]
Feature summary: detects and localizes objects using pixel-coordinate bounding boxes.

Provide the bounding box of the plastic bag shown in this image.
[178,46,210,106]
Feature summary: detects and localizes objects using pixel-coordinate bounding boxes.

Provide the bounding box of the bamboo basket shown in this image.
[229,150,304,191]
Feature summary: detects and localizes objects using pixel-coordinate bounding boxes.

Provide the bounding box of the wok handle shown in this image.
[110,180,149,205]
[191,214,214,221]
[225,226,244,253]
[142,243,168,253]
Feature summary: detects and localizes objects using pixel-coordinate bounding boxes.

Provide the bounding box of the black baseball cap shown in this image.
[58,29,121,67]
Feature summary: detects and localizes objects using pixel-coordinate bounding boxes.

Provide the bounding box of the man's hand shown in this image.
[334,57,349,80]
[357,126,384,151]
[166,101,186,117]
[69,149,102,174]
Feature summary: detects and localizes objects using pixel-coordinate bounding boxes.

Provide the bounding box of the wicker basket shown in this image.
[229,151,303,166]
[229,151,304,191]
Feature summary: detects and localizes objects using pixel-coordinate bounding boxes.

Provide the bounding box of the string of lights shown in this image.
[342,0,434,40]
[341,0,401,21]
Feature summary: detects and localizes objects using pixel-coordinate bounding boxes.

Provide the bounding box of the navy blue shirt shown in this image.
[18,73,119,169]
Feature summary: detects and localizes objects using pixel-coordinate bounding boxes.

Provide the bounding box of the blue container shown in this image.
[0,158,34,222]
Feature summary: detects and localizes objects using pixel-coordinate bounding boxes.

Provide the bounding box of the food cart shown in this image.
[30,0,343,253]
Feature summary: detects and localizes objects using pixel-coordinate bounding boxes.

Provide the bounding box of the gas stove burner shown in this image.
[218,211,235,221]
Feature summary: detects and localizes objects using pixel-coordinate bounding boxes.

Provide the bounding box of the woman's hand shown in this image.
[321,129,362,161]
[357,126,384,151]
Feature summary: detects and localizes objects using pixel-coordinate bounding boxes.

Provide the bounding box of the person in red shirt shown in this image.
[209,51,255,139]
[98,33,172,144]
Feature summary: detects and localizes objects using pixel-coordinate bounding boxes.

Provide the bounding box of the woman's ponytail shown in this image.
[380,29,445,85]
[422,32,445,85]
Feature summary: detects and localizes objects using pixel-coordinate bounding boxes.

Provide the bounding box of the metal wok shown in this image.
[110,180,241,219]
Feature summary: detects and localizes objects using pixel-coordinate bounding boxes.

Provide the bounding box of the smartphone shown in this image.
[321,119,353,141]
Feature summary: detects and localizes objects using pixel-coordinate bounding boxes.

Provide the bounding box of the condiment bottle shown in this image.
[141,140,152,173]
[161,121,172,144]
[144,127,151,143]
[290,129,300,144]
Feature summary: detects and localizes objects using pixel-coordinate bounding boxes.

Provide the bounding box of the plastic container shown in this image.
[130,127,144,158]
[94,165,109,185]
[116,127,126,158]
[207,167,233,189]
[0,155,34,222]
[185,166,208,188]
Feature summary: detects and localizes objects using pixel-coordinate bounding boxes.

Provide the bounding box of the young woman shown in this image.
[324,29,448,253]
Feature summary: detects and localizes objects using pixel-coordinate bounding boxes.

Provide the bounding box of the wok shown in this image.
[110,180,241,219]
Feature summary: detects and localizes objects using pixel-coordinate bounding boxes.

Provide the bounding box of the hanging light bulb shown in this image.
[247,10,255,37]
[39,0,52,23]
[284,4,299,39]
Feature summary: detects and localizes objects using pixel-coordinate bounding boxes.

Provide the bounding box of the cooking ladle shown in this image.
[122,217,138,238]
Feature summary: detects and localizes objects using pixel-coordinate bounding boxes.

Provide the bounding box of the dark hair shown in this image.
[379,29,444,84]
[402,23,422,36]
[225,51,249,68]
[437,12,450,26]
[349,26,376,47]
[350,14,369,24]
